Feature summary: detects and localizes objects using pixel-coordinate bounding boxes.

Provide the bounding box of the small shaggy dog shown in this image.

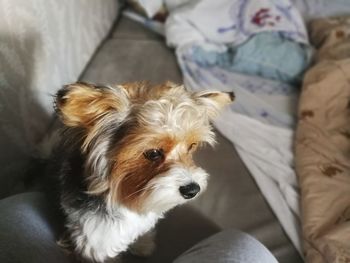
[53,81,233,262]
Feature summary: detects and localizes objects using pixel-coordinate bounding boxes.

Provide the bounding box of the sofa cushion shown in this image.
[81,17,181,84]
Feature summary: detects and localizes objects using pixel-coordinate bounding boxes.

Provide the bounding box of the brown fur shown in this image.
[56,82,129,129]
[106,120,201,211]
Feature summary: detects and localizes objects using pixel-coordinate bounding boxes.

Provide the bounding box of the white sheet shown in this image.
[215,109,302,253]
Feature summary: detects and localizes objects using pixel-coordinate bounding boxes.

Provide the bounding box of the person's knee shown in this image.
[196,229,260,251]
[0,192,68,263]
[208,229,248,244]
[174,229,278,263]
[0,192,59,233]
[209,229,278,262]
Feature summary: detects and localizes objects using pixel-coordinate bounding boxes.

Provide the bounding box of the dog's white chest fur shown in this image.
[74,207,160,262]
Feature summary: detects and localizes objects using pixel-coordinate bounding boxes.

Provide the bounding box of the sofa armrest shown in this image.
[0,0,120,198]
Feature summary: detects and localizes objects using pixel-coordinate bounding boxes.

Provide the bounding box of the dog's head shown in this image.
[55,81,234,214]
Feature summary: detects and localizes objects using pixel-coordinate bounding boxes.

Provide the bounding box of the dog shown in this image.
[53,81,234,262]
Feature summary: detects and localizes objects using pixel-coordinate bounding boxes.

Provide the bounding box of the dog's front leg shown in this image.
[129,229,156,257]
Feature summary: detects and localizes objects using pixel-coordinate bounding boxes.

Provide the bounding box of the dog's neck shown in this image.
[56,144,162,261]
[67,196,160,261]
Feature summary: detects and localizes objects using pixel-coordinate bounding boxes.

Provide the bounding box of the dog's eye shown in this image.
[144,149,164,161]
[188,143,197,151]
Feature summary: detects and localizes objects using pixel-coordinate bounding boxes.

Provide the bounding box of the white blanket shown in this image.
[166,0,308,50]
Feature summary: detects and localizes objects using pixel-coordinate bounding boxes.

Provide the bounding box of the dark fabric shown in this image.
[0,192,220,263]
[0,192,72,263]
[81,18,181,85]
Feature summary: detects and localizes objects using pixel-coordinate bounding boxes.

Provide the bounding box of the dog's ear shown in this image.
[194,91,234,118]
[55,82,130,128]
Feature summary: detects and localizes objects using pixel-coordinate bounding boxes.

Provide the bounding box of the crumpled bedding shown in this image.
[166,0,312,85]
[295,16,350,262]
[190,32,311,84]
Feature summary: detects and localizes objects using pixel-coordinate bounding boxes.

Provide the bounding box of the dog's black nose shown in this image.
[179,183,200,199]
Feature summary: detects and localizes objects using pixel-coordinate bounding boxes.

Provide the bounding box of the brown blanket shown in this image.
[295,17,350,262]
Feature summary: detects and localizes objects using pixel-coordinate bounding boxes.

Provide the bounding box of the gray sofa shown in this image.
[0,2,302,262]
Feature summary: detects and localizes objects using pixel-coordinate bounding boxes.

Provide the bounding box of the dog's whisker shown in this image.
[124,184,158,200]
